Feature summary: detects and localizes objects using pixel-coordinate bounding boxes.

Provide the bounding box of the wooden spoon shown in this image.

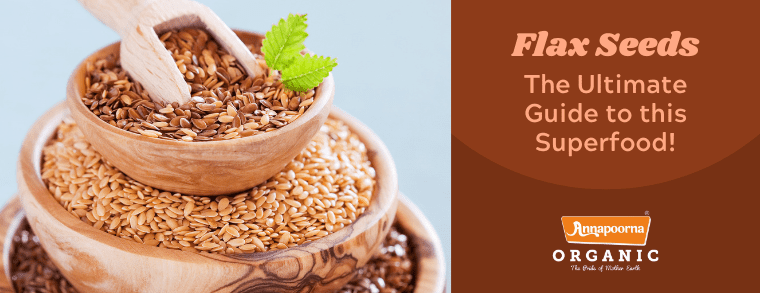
[78,0,265,105]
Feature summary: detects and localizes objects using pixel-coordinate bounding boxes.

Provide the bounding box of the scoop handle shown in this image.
[78,0,152,36]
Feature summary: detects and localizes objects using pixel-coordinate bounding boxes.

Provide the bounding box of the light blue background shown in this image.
[0,0,450,290]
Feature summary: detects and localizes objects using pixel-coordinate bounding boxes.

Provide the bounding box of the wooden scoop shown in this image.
[78,0,265,105]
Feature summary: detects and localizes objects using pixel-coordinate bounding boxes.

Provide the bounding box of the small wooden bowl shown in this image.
[1,195,445,293]
[65,30,334,196]
[17,103,398,293]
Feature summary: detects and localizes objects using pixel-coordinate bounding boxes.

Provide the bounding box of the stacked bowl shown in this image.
[1,30,445,293]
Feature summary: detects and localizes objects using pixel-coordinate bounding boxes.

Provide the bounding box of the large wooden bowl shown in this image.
[0,196,21,292]
[17,103,398,293]
[1,194,444,293]
[397,193,447,293]
[65,30,334,196]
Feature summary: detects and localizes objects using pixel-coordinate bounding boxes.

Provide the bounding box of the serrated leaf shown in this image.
[262,14,308,70]
[281,54,337,92]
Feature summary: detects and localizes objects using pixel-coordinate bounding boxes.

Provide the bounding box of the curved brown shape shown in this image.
[396,194,447,293]
[17,103,398,293]
[0,193,446,293]
[0,197,21,292]
[65,30,335,196]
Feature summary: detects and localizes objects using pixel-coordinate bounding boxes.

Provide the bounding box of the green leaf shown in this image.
[262,13,337,92]
[282,54,337,92]
[262,14,308,70]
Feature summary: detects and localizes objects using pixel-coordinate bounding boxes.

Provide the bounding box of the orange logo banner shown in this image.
[561,216,651,246]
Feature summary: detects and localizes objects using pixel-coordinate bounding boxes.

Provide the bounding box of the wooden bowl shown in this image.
[1,194,445,293]
[65,30,335,196]
[397,193,447,293]
[17,103,398,293]
[0,196,22,292]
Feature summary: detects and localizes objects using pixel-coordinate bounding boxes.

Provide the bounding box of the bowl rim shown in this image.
[2,195,445,293]
[1,197,24,289]
[18,101,398,264]
[65,29,334,149]
[1,212,24,284]
[397,193,447,293]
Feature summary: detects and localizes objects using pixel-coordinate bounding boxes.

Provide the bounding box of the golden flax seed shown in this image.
[41,118,375,254]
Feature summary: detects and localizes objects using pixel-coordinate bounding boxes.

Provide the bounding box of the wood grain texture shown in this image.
[17,103,398,293]
[78,0,265,105]
[0,197,21,293]
[396,193,447,293]
[0,194,446,293]
[65,30,335,196]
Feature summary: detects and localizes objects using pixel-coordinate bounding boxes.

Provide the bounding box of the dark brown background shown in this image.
[453,1,760,291]
[453,1,760,189]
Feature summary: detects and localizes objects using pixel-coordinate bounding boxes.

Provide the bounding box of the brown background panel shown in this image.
[452,0,760,189]
[453,1,760,290]
[453,134,759,291]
